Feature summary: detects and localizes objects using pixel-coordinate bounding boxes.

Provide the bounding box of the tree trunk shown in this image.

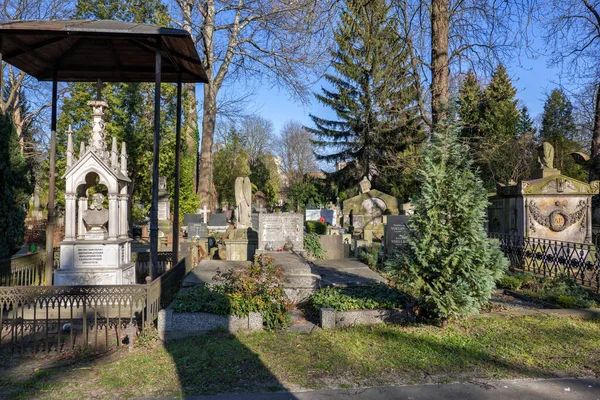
[590,83,600,181]
[198,82,217,208]
[184,83,198,192]
[431,0,449,126]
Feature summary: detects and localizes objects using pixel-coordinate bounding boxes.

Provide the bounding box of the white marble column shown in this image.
[64,193,77,241]
[77,197,88,240]
[108,194,119,240]
[77,197,87,239]
[119,194,129,238]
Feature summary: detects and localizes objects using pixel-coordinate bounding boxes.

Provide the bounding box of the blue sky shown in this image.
[244,52,562,136]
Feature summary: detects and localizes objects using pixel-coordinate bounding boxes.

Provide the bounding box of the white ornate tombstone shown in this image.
[54,99,135,285]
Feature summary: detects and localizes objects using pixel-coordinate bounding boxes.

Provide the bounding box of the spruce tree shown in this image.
[540,89,586,181]
[308,0,422,192]
[457,71,482,141]
[386,116,507,321]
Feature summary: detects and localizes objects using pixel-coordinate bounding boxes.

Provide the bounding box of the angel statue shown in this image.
[538,142,555,170]
[235,176,252,229]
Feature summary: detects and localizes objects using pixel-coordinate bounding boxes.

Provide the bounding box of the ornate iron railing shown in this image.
[132,251,173,282]
[0,246,201,355]
[490,233,600,292]
[0,253,45,287]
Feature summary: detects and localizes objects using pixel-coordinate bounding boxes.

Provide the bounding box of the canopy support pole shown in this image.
[150,39,162,281]
[173,77,182,263]
[45,72,58,285]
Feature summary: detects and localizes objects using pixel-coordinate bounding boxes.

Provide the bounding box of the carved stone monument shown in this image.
[488,142,599,243]
[54,99,135,285]
[223,176,257,261]
[342,177,400,228]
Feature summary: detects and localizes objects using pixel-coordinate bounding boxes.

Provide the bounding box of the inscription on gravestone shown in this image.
[258,213,304,251]
[157,201,169,221]
[77,247,104,266]
[385,215,409,254]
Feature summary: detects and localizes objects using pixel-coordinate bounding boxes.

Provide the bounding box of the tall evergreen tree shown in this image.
[308,0,422,193]
[386,115,507,321]
[540,89,586,181]
[457,66,524,188]
[457,71,482,141]
[0,112,32,258]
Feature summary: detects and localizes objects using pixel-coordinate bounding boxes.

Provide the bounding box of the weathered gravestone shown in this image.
[208,213,229,233]
[258,213,304,251]
[385,215,410,255]
[184,214,207,238]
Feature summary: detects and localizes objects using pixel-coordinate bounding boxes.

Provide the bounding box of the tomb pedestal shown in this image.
[224,229,258,261]
[55,238,135,285]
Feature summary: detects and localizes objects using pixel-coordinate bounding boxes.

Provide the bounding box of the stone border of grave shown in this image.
[319,307,413,329]
[157,306,263,341]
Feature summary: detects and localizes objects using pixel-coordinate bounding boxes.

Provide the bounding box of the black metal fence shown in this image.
[0,253,45,287]
[490,233,600,292]
[0,245,200,355]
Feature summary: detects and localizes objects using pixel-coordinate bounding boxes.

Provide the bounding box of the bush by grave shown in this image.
[386,116,507,321]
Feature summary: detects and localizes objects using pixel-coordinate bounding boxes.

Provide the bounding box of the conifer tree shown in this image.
[308,0,422,192]
[386,115,507,321]
[457,66,524,188]
[540,89,586,181]
[0,112,32,258]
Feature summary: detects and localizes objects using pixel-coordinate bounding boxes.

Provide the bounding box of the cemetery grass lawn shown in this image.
[1,315,599,398]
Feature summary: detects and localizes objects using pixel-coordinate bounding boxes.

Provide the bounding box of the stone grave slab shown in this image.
[305,208,321,221]
[258,213,304,251]
[385,215,409,254]
[208,213,229,233]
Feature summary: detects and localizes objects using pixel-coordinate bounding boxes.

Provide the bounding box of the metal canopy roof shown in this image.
[0,20,208,83]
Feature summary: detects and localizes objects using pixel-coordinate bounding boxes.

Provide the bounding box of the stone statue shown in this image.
[83,193,109,239]
[359,176,371,194]
[159,176,167,191]
[538,142,555,170]
[235,177,252,229]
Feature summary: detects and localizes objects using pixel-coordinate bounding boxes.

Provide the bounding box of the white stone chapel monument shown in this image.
[54,98,135,285]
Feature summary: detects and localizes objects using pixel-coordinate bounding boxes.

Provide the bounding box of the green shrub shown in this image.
[304,233,326,260]
[497,274,523,291]
[171,255,291,329]
[358,244,381,269]
[305,221,327,234]
[385,118,507,321]
[306,284,409,312]
[521,274,598,309]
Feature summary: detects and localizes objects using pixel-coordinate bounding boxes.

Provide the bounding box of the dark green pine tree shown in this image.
[0,112,32,258]
[457,71,482,141]
[457,65,521,189]
[540,89,586,181]
[386,115,507,321]
[308,0,422,193]
[517,106,536,137]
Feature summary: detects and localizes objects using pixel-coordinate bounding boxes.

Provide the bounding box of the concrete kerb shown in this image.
[320,307,413,329]
[157,306,263,342]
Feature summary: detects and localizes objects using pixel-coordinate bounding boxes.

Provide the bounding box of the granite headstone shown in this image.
[385,215,409,254]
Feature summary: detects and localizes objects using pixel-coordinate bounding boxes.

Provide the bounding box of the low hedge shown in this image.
[306,284,409,313]
[305,221,327,234]
[497,270,599,309]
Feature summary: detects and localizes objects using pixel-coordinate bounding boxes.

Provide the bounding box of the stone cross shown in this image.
[198,205,210,224]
